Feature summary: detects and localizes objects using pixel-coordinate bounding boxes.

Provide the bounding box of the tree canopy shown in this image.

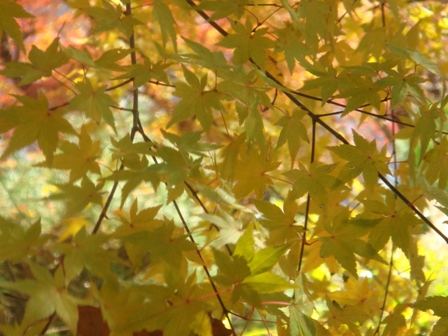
[1,0,448,335]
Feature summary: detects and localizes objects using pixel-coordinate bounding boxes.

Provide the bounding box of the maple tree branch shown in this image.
[93,3,140,235]
[106,78,133,91]
[379,174,448,243]
[185,0,448,246]
[374,245,394,336]
[171,200,236,332]
[298,120,317,273]
[39,312,55,336]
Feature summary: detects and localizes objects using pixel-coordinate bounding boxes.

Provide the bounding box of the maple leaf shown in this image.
[201,210,244,248]
[97,281,167,335]
[106,157,160,207]
[0,219,46,263]
[167,65,226,132]
[0,93,76,163]
[38,125,102,182]
[82,1,142,38]
[296,0,337,52]
[50,177,104,217]
[69,80,117,131]
[147,144,202,187]
[52,227,119,281]
[161,129,221,157]
[329,130,391,189]
[197,0,248,21]
[94,48,134,71]
[319,209,386,278]
[285,162,342,203]
[328,277,378,319]
[381,304,407,336]
[218,18,275,68]
[0,0,34,52]
[0,264,80,334]
[124,220,196,271]
[276,109,309,164]
[414,296,448,317]
[110,135,153,169]
[115,58,171,87]
[376,66,425,108]
[233,145,281,199]
[114,199,163,237]
[252,197,305,244]
[181,37,230,73]
[152,0,177,50]
[356,190,422,257]
[411,103,445,162]
[0,38,69,85]
[387,43,442,76]
[337,77,383,114]
[300,63,340,103]
[421,137,448,189]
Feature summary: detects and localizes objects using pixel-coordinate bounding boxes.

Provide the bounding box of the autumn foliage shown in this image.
[1,0,448,335]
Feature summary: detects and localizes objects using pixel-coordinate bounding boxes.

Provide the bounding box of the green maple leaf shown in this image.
[98,281,166,335]
[201,210,244,248]
[147,144,202,187]
[153,0,177,50]
[94,48,134,71]
[241,272,294,294]
[358,191,421,257]
[232,222,292,275]
[412,103,444,161]
[218,70,271,146]
[0,93,76,163]
[0,0,34,52]
[276,109,309,164]
[217,18,275,68]
[82,1,142,37]
[161,129,221,157]
[69,80,117,131]
[329,130,390,189]
[197,0,248,21]
[181,37,230,72]
[0,38,68,85]
[50,177,104,217]
[52,227,119,281]
[115,58,171,87]
[213,248,251,287]
[114,199,163,237]
[422,137,448,189]
[300,64,340,103]
[414,296,448,317]
[387,43,442,76]
[110,135,153,169]
[275,23,311,73]
[38,125,102,182]
[167,65,225,132]
[252,197,305,243]
[0,219,46,263]
[125,220,196,271]
[106,159,160,207]
[0,264,79,334]
[284,162,342,203]
[61,45,130,70]
[376,66,425,108]
[233,145,281,199]
[319,210,386,278]
[113,200,163,268]
[338,77,382,114]
[61,45,96,67]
